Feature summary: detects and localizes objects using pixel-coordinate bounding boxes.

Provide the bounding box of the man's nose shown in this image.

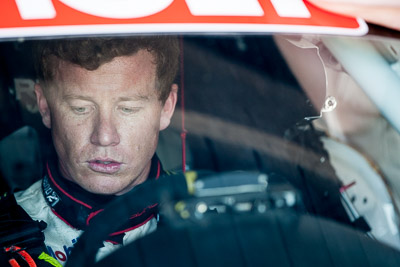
[90,113,120,146]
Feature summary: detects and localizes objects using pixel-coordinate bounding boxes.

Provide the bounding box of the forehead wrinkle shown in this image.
[51,51,159,101]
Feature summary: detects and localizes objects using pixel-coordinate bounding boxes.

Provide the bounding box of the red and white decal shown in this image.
[0,0,368,39]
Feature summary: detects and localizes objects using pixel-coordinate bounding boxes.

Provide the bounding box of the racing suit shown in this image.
[14,155,165,266]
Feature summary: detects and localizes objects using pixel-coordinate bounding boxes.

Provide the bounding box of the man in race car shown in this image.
[7,37,179,266]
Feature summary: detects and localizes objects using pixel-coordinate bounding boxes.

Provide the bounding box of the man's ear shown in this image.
[34,83,51,129]
[159,84,178,131]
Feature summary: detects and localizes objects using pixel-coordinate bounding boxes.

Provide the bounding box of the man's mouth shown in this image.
[88,159,122,174]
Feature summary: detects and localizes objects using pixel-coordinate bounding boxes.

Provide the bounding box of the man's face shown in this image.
[35,50,177,195]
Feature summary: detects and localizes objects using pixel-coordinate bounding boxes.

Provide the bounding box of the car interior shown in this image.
[1,33,400,266]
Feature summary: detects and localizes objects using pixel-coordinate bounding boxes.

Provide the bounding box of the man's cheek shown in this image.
[62,118,92,143]
[56,125,85,158]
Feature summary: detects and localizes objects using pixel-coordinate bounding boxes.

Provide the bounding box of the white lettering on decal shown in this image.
[185,0,264,16]
[270,0,311,18]
[15,0,56,20]
[14,0,313,21]
[58,0,174,19]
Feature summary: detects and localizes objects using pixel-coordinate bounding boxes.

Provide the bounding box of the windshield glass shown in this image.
[1,34,400,265]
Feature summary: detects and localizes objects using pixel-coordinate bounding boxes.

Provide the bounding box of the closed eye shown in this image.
[119,106,140,114]
[71,106,91,115]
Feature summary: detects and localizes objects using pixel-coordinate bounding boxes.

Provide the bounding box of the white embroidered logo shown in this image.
[43,176,60,207]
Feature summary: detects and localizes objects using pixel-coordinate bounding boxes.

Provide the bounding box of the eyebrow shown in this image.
[63,94,150,102]
[117,95,150,102]
[63,94,94,101]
